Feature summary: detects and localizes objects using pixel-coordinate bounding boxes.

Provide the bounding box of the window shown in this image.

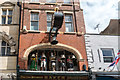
[101,49,114,63]
[64,0,71,4]
[47,13,56,31]
[2,9,13,24]
[47,0,56,3]
[1,41,11,56]
[30,13,39,30]
[28,50,78,71]
[30,0,39,2]
[65,14,74,32]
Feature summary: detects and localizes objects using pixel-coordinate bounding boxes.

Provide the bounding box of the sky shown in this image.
[80,0,119,33]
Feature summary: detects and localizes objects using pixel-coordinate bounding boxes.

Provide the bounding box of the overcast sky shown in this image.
[80,0,119,33]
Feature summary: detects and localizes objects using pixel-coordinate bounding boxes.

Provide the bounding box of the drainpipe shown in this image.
[72,0,78,33]
[17,0,21,80]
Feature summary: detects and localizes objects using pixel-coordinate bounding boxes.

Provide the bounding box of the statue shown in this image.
[40,53,46,71]
[67,56,73,71]
[50,52,56,71]
[30,54,37,70]
[59,54,66,71]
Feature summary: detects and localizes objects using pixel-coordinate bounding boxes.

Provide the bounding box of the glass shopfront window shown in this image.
[28,50,78,71]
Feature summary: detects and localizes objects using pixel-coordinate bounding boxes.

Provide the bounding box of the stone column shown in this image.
[79,59,84,71]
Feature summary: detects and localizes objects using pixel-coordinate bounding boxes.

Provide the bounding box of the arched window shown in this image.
[1,41,11,56]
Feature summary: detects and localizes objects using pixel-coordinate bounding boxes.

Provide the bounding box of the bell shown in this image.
[51,36,58,45]
[42,53,46,58]
[61,54,65,59]
[72,55,75,59]
[32,54,35,58]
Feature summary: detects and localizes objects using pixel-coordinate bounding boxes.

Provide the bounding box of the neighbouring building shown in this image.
[18,0,89,80]
[85,19,120,80]
[0,0,20,80]
[100,19,120,35]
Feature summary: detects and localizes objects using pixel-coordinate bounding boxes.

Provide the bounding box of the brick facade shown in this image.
[19,1,88,71]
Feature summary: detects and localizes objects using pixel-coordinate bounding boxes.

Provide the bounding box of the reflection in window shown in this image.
[47,0,56,3]
[31,0,39,2]
[1,41,11,56]
[30,13,39,30]
[47,13,56,31]
[47,13,52,31]
[2,16,6,24]
[2,9,13,24]
[65,15,74,32]
[8,10,13,15]
[64,0,71,4]
[2,10,7,15]
[8,17,12,24]
[101,49,114,63]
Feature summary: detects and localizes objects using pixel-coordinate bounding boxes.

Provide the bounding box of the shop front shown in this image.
[18,43,88,80]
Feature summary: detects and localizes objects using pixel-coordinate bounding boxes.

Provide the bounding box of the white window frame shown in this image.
[1,8,13,24]
[30,12,39,31]
[1,41,11,56]
[101,48,114,63]
[65,14,74,32]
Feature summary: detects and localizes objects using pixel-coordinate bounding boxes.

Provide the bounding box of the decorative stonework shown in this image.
[0,1,15,6]
[0,31,16,54]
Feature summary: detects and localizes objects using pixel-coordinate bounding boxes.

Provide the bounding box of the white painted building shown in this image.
[85,34,120,72]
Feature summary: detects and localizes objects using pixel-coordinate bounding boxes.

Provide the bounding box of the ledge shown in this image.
[19,70,89,76]
[27,30,41,33]
[20,30,82,36]
[29,2,40,5]
[64,32,76,35]
[45,3,57,5]
[0,24,19,26]
[62,3,72,6]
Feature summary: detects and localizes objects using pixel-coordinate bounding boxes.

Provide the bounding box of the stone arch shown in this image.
[0,31,16,53]
[23,43,83,61]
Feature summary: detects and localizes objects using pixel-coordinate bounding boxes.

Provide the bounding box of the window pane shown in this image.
[47,13,53,31]
[47,22,51,27]
[31,13,39,21]
[31,0,39,2]
[47,27,51,31]
[102,49,113,56]
[2,41,6,46]
[31,21,39,30]
[64,0,71,4]
[8,10,13,15]
[47,14,52,21]
[104,57,113,62]
[7,47,11,55]
[65,15,72,22]
[47,0,56,3]
[8,17,12,24]
[2,10,7,15]
[1,47,5,56]
[65,23,74,32]
[2,16,6,24]
[47,22,51,31]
